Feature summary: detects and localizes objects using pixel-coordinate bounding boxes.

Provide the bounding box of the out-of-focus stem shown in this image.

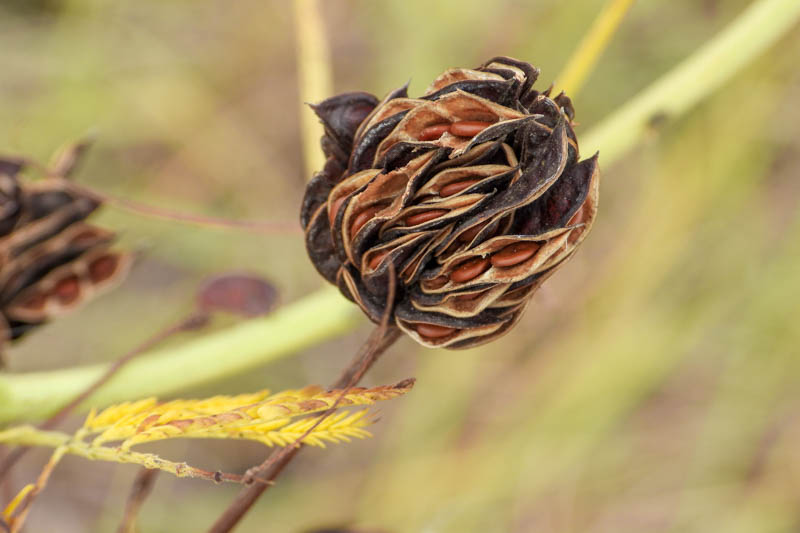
[553,0,636,97]
[294,0,334,178]
[581,0,800,162]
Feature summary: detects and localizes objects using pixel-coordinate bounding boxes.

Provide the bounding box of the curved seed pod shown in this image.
[300,57,599,349]
[0,152,131,349]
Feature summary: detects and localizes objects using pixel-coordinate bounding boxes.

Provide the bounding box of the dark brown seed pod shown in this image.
[301,57,599,349]
[0,151,131,352]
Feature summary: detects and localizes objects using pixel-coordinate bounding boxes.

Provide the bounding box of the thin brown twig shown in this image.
[207,268,401,533]
[3,155,300,235]
[0,448,13,505]
[63,181,303,235]
[0,313,208,482]
[116,468,159,533]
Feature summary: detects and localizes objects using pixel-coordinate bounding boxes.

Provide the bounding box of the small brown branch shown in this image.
[116,468,159,533]
[64,181,302,235]
[207,325,400,533]
[9,154,300,235]
[207,269,402,533]
[0,313,207,482]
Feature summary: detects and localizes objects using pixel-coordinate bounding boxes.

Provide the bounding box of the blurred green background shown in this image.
[2,0,800,531]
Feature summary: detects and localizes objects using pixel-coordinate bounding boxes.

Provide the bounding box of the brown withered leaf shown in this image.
[196,272,279,318]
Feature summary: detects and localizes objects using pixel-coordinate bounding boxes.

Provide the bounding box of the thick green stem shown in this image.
[581,0,800,162]
[1,0,798,424]
[0,288,359,423]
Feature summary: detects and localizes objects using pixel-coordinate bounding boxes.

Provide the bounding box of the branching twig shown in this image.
[63,181,302,235]
[206,326,400,533]
[207,266,401,533]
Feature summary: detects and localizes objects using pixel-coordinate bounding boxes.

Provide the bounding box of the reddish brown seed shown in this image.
[490,242,540,268]
[89,255,119,282]
[458,221,490,243]
[449,256,490,283]
[418,123,451,141]
[405,209,448,226]
[449,121,494,137]
[367,249,391,270]
[568,205,588,226]
[71,228,100,246]
[350,205,383,239]
[328,196,347,226]
[18,292,46,311]
[415,322,457,339]
[439,179,481,197]
[567,205,588,244]
[425,275,449,289]
[454,290,485,302]
[53,276,81,304]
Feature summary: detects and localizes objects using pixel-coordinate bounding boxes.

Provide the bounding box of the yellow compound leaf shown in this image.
[86,379,414,449]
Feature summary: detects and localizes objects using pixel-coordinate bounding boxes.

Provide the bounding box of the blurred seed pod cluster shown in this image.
[301,57,599,348]
[0,150,130,355]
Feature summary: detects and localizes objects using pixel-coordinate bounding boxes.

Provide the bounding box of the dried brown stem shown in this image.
[208,266,400,532]
[206,324,400,533]
[116,468,159,533]
[63,181,302,234]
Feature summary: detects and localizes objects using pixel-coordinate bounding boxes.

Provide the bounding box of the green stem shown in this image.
[294,0,334,176]
[0,288,359,423]
[581,0,800,162]
[0,426,224,481]
[1,0,798,424]
[552,0,637,98]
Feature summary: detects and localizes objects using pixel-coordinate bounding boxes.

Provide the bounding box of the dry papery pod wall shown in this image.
[0,156,130,361]
[301,57,599,349]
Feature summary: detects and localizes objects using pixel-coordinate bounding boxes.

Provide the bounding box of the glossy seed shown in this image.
[490,242,540,268]
[328,196,347,226]
[71,228,100,246]
[89,255,119,282]
[449,121,494,137]
[415,322,457,339]
[439,179,481,197]
[449,256,490,283]
[567,205,588,244]
[458,220,490,242]
[418,123,451,141]
[350,205,383,239]
[454,290,485,302]
[425,275,449,289]
[405,209,448,226]
[53,276,81,304]
[568,205,588,226]
[18,292,46,311]
[368,249,391,270]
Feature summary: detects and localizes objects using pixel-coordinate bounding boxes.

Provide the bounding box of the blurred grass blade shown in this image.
[0,0,798,423]
[582,0,800,161]
[294,0,334,178]
[553,0,636,97]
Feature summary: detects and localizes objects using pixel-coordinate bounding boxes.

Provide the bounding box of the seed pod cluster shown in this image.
[0,156,130,350]
[301,57,599,349]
